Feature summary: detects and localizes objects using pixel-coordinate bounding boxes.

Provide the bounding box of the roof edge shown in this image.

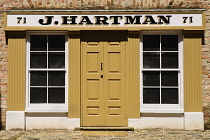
[3,9,206,12]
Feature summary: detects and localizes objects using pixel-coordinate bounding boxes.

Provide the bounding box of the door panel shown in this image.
[81,31,127,126]
[108,79,121,100]
[87,53,100,73]
[104,36,126,126]
[87,79,100,100]
[108,53,121,73]
[82,32,104,126]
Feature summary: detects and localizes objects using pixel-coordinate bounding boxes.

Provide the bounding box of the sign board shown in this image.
[4,12,205,30]
[7,14,202,27]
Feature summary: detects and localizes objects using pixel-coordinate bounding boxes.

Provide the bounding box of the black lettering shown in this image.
[79,16,93,25]
[125,16,142,24]
[157,15,171,24]
[143,16,157,24]
[190,17,193,23]
[110,16,123,25]
[95,16,109,25]
[17,17,22,24]
[183,17,188,23]
[39,16,54,25]
[17,17,26,24]
[23,17,26,24]
[61,16,77,25]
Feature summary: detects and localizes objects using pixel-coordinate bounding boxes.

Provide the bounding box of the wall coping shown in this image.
[3,9,206,13]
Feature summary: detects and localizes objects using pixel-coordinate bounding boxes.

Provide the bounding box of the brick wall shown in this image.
[203,8,210,129]
[0,0,210,129]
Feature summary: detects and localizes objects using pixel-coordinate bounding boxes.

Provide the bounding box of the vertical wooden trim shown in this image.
[3,12,8,30]
[184,31,203,112]
[202,11,206,30]
[7,33,26,111]
[68,31,81,118]
[127,31,140,118]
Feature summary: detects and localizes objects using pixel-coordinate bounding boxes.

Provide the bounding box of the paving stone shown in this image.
[0,131,23,140]
[1,129,210,139]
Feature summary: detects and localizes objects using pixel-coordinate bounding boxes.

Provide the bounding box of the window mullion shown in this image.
[160,72,162,104]
[179,55,180,103]
[47,35,49,104]
[29,72,31,104]
[47,35,49,69]
[142,69,180,71]
[29,69,66,71]
[160,35,162,105]
[47,72,49,104]
[29,38,31,105]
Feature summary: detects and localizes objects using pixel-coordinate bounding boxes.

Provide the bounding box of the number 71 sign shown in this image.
[6,13,203,28]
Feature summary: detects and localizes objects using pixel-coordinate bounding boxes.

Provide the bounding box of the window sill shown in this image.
[25,108,68,112]
[140,109,184,113]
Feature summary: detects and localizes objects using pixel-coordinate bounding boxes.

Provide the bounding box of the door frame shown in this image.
[80,31,129,127]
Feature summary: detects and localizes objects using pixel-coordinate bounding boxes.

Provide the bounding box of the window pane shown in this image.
[48,71,65,86]
[30,88,47,103]
[48,53,65,68]
[30,35,47,51]
[48,88,65,103]
[143,52,160,68]
[161,88,178,104]
[162,35,178,51]
[161,52,178,68]
[161,71,178,86]
[143,88,160,104]
[30,53,47,68]
[30,71,47,86]
[48,35,65,51]
[143,71,160,86]
[143,35,160,51]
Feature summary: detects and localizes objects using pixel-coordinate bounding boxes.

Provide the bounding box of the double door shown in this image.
[81,31,127,126]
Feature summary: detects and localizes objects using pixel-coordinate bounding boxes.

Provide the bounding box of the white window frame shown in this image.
[26,31,68,112]
[140,31,184,113]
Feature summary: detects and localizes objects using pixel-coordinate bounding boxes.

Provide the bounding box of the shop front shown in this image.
[4,9,205,130]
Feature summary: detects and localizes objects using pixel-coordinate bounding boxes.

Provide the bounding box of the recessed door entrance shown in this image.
[81,31,127,126]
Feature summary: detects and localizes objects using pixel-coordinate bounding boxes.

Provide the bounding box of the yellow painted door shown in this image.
[81,31,127,126]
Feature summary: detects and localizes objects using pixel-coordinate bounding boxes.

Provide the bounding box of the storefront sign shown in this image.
[7,14,202,27]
